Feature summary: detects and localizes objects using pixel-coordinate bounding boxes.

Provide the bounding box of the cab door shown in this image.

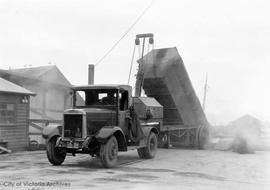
[118,90,129,135]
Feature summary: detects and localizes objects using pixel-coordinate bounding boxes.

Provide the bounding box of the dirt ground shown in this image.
[0,146,270,190]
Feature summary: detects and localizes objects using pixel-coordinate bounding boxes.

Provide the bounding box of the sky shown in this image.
[0,0,269,125]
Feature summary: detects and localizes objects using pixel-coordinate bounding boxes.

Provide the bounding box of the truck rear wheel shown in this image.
[137,132,157,159]
[46,136,66,165]
[100,136,118,168]
[196,125,209,149]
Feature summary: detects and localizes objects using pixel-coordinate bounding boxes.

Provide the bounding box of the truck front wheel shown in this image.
[46,136,66,165]
[100,136,118,168]
[137,132,157,159]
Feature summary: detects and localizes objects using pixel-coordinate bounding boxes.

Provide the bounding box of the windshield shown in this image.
[74,89,118,109]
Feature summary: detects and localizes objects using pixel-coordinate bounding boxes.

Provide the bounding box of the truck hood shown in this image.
[64,108,117,135]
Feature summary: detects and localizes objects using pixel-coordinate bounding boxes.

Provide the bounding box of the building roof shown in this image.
[9,65,54,78]
[0,77,35,95]
[0,65,71,87]
[229,114,263,134]
[230,114,262,126]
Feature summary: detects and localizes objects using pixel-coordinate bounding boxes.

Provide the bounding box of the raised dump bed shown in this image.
[138,47,209,148]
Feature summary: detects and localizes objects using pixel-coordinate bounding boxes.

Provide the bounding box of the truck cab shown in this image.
[69,85,132,139]
[43,84,162,168]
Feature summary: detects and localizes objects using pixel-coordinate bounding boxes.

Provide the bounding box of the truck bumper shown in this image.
[56,136,93,150]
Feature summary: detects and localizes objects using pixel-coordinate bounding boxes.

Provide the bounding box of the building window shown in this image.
[0,103,16,125]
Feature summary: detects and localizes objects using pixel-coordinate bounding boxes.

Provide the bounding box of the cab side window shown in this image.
[119,91,128,111]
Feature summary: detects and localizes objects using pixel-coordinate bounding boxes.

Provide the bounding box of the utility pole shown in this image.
[202,73,208,111]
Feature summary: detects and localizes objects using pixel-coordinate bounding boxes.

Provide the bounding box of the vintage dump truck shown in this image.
[43,84,162,168]
[42,34,209,167]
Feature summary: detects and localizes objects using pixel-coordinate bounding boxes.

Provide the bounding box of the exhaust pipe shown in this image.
[88,64,95,85]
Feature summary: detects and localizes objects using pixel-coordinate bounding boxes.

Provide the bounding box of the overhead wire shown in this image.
[95,0,155,67]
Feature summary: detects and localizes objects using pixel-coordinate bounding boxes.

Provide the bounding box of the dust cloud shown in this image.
[210,115,270,154]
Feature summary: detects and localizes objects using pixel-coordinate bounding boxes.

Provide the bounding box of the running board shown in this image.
[127,139,146,151]
[127,146,140,151]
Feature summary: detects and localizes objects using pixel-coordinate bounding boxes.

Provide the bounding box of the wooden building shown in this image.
[0,65,73,120]
[0,65,73,147]
[0,77,35,152]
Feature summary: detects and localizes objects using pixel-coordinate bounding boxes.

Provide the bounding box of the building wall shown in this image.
[0,70,72,150]
[22,82,72,120]
[0,93,29,151]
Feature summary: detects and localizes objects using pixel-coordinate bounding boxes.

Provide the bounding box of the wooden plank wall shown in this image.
[0,93,29,151]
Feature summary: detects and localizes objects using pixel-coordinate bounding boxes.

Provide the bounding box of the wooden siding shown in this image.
[0,93,29,151]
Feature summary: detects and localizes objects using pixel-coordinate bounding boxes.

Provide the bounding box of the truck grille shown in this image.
[64,114,83,138]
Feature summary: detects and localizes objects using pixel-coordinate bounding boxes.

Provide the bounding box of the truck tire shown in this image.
[46,136,66,165]
[100,136,118,168]
[137,132,157,159]
[196,125,209,149]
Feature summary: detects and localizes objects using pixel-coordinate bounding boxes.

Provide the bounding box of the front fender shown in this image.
[96,126,127,151]
[42,124,62,141]
[96,126,123,142]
